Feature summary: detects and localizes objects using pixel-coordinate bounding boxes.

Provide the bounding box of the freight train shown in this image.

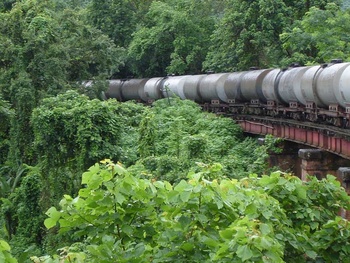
[101,59,350,128]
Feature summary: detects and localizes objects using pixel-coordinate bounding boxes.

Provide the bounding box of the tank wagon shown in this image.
[104,60,350,128]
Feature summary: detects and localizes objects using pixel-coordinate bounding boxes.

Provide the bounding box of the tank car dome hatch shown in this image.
[289,62,301,67]
[317,62,350,108]
[181,74,206,102]
[121,78,149,102]
[330,58,343,64]
[278,66,310,105]
[240,69,272,102]
[198,73,230,102]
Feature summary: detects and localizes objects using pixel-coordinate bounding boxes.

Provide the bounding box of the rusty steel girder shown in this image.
[234,116,350,160]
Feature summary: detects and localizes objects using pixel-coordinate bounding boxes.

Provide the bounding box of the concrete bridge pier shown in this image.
[337,168,350,220]
[298,149,350,181]
[268,141,301,177]
[258,139,305,177]
[298,149,350,220]
[257,139,350,218]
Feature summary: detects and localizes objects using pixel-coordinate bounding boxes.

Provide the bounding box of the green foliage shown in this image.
[128,0,214,76]
[0,239,17,263]
[7,168,45,257]
[134,98,270,182]
[31,91,144,201]
[243,172,350,261]
[32,91,143,169]
[280,3,350,65]
[282,0,342,20]
[344,0,350,9]
[38,161,350,262]
[0,0,121,92]
[0,164,46,260]
[0,96,13,164]
[0,0,122,166]
[2,1,350,261]
[1,89,144,259]
[88,0,138,47]
[204,0,291,71]
[0,91,142,256]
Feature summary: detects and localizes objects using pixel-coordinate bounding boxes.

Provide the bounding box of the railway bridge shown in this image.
[229,114,350,216]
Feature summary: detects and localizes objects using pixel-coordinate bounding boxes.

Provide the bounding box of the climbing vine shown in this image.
[134,98,271,183]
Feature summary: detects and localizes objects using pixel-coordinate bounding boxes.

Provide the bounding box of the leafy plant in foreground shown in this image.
[34,160,350,262]
[0,239,17,263]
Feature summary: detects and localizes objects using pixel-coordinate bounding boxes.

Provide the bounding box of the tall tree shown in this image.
[0,0,122,165]
[0,96,12,164]
[204,0,291,72]
[282,0,342,20]
[87,0,140,48]
[280,3,350,65]
[0,0,16,12]
[128,0,215,77]
[87,0,152,77]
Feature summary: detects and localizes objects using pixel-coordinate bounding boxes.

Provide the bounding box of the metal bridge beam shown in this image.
[237,118,350,160]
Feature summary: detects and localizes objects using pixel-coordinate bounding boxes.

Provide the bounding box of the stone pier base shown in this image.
[338,168,350,220]
[298,149,350,181]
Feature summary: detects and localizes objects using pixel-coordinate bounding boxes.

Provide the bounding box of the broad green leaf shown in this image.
[181,242,194,251]
[82,164,100,185]
[121,224,133,236]
[180,190,191,202]
[174,180,191,192]
[260,237,272,249]
[153,181,165,189]
[237,245,254,261]
[259,176,276,187]
[202,237,218,248]
[164,181,173,191]
[45,207,61,221]
[220,229,233,239]
[260,223,272,235]
[44,218,58,229]
[100,169,113,182]
[115,192,126,205]
[0,240,10,251]
[79,188,91,198]
[114,163,127,175]
[245,203,257,215]
[58,219,71,228]
[305,250,318,259]
[262,209,273,219]
[63,195,73,201]
[295,187,307,199]
[167,190,180,203]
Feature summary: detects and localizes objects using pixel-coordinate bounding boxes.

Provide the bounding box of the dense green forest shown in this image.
[1,0,350,262]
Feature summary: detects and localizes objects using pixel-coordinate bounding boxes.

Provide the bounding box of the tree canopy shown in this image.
[128,0,215,77]
[281,3,350,65]
[1,0,350,261]
[204,0,292,71]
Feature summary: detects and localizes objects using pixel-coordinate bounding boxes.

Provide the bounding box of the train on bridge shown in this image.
[99,59,350,128]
